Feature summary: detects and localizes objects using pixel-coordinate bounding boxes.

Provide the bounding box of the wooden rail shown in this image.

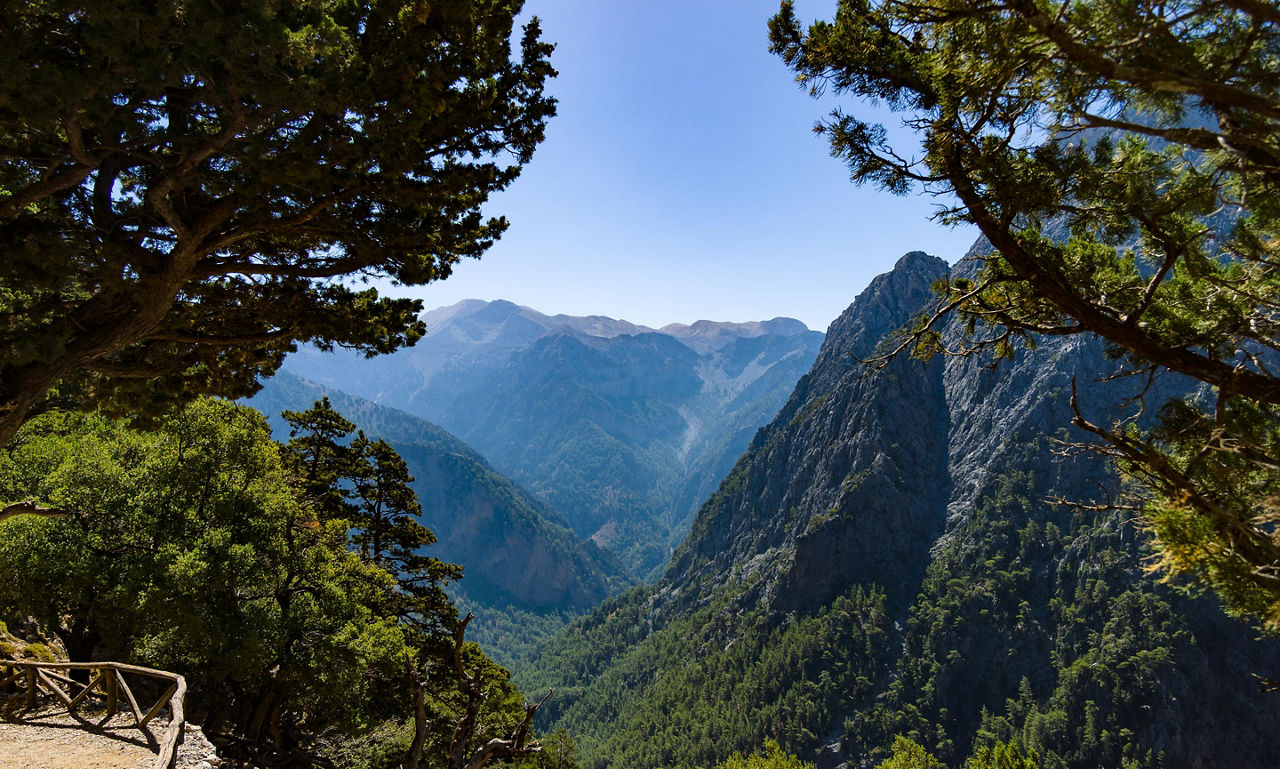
[0,660,187,769]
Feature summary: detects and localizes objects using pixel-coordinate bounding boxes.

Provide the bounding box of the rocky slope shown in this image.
[523,252,1280,769]
[284,300,824,578]
[247,372,625,614]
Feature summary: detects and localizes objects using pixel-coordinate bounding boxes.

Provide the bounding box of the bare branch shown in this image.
[1252,672,1280,694]
[460,689,553,769]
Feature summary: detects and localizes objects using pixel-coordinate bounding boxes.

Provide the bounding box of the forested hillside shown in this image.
[521,252,1280,769]
[285,300,824,578]
[249,372,627,619]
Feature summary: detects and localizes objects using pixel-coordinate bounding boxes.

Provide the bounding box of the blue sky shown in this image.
[394,0,978,333]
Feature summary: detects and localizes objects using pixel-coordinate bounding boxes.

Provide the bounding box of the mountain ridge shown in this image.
[522,251,1280,769]
[284,299,825,577]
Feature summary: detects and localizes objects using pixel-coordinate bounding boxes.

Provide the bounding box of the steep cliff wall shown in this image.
[525,253,1280,769]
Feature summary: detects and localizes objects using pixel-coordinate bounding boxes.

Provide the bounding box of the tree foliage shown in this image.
[0,0,555,447]
[875,737,943,769]
[770,0,1280,628]
[0,399,535,767]
[714,739,816,769]
[964,741,1041,769]
[282,397,461,641]
[525,583,889,769]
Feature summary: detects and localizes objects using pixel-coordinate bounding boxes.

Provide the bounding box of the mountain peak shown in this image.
[422,300,819,353]
[817,251,948,361]
[659,317,810,336]
[656,317,814,354]
[894,249,945,270]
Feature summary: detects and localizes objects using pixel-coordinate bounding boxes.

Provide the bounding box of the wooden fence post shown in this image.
[103,666,118,717]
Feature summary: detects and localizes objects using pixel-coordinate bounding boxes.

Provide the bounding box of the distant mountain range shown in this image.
[522,252,1280,769]
[283,299,824,578]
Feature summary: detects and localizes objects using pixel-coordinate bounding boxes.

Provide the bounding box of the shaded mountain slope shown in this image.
[521,253,1280,769]
[247,372,625,614]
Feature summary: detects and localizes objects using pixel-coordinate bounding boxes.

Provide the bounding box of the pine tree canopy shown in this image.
[770,1,1280,627]
[0,0,556,446]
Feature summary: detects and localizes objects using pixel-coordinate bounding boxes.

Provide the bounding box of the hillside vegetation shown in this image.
[0,400,542,768]
[521,254,1280,769]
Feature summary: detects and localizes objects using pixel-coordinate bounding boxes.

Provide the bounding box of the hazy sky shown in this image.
[392,0,978,334]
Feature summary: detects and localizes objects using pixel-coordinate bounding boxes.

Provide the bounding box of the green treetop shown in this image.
[875,737,943,769]
[282,396,361,520]
[771,1,1280,629]
[351,433,430,569]
[0,0,556,447]
[716,739,816,769]
[0,398,540,767]
[281,397,461,641]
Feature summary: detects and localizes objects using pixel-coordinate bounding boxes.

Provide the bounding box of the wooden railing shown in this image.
[0,660,187,769]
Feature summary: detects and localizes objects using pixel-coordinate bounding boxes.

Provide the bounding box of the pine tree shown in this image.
[0,0,556,446]
[280,397,359,521]
[770,0,1280,630]
[350,432,461,639]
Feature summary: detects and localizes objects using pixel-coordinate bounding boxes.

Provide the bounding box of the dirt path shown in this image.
[0,705,157,769]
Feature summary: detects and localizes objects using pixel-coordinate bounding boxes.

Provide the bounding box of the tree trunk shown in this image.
[404,666,428,769]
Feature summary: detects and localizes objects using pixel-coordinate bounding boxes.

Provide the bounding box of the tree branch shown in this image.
[460,689,552,769]
[1067,381,1280,579]
[0,499,68,524]
[1222,0,1280,27]
[0,165,95,219]
[148,328,297,346]
[941,129,1280,405]
[1011,0,1280,120]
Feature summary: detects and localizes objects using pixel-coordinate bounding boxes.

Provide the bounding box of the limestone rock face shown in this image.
[670,251,951,614]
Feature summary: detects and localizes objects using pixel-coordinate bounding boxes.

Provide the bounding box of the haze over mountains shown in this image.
[284,299,823,578]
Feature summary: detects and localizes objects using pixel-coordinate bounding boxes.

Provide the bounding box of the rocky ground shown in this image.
[0,699,222,769]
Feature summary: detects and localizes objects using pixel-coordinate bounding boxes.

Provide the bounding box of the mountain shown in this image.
[245,372,625,615]
[519,252,1280,769]
[283,300,824,578]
